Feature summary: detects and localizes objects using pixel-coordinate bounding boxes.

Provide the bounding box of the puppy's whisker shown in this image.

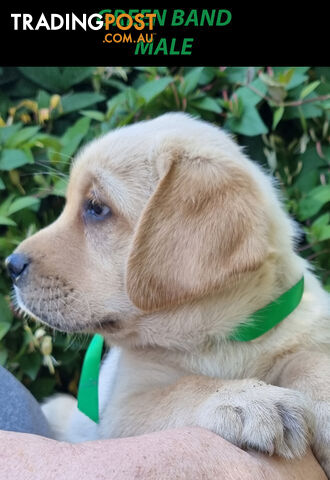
[37,280,45,321]
[56,286,62,329]
[46,150,74,163]
[34,163,69,178]
[19,171,68,179]
[56,303,66,330]
[29,290,37,320]
[50,277,57,327]
[64,333,76,350]
[67,289,92,322]
[65,332,89,352]
[57,291,84,325]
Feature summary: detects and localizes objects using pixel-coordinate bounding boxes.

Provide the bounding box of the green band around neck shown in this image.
[77,334,104,423]
[228,276,304,341]
[77,276,304,423]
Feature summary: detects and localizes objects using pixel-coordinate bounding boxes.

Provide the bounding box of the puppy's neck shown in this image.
[121,249,307,353]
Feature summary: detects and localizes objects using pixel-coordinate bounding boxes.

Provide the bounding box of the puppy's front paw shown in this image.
[196,380,314,459]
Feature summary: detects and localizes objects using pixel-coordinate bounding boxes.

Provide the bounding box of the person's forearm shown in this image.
[71,431,328,480]
[75,428,266,480]
[0,428,326,480]
[0,428,263,480]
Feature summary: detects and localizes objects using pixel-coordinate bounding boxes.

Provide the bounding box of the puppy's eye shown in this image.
[84,199,111,221]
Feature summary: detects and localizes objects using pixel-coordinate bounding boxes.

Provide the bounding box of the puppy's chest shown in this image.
[178,345,269,380]
[100,344,274,411]
[134,343,271,385]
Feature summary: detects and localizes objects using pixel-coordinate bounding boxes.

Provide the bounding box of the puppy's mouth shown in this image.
[13,285,120,334]
[13,285,75,332]
[97,316,122,332]
[13,286,41,322]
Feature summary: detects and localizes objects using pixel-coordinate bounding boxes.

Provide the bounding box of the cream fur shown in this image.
[12,113,330,476]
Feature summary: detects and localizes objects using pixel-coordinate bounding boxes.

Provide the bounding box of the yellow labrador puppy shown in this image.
[8,113,330,475]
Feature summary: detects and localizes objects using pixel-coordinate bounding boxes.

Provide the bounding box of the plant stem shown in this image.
[238,82,330,108]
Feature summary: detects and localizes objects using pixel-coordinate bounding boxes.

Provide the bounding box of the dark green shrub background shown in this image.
[0,66,329,400]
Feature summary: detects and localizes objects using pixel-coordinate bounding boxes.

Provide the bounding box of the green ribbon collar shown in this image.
[77,333,104,424]
[228,276,304,341]
[78,276,304,423]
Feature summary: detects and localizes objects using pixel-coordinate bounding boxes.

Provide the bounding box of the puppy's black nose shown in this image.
[6,253,29,282]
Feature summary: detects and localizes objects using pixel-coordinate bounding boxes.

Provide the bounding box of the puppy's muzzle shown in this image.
[6,253,30,285]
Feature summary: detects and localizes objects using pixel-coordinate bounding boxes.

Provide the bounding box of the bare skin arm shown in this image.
[0,428,326,480]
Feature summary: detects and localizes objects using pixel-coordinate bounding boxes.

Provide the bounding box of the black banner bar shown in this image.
[0,6,325,66]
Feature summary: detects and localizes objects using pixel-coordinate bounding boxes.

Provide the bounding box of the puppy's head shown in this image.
[8,113,276,341]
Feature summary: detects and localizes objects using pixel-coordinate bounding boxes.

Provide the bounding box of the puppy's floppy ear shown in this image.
[126,149,269,312]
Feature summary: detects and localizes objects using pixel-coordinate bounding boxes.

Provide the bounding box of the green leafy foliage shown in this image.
[0,66,329,399]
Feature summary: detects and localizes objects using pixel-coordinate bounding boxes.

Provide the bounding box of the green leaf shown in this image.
[286,67,310,89]
[25,133,62,150]
[322,100,330,110]
[179,67,204,96]
[0,295,12,341]
[106,88,144,120]
[311,213,330,240]
[226,67,250,83]
[0,322,10,341]
[235,78,268,106]
[52,178,68,197]
[0,294,12,324]
[0,149,32,170]
[60,116,91,158]
[191,96,222,113]
[226,105,268,136]
[313,67,330,81]
[80,110,105,121]
[21,147,34,164]
[0,345,8,366]
[294,146,328,191]
[277,68,295,86]
[317,225,330,241]
[7,196,40,216]
[0,194,14,216]
[312,212,330,228]
[61,92,105,114]
[36,90,51,109]
[285,100,323,120]
[272,67,309,89]
[284,87,323,120]
[273,106,284,130]
[29,377,57,401]
[300,81,321,99]
[0,215,16,226]
[56,67,96,90]
[199,67,218,85]
[19,353,42,381]
[138,76,173,103]
[107,89,132,113]
[0,177,5,190]
[0,123,22,144]
[259,72,282,88]
[18,67,95,92]
[298,185,330,220]
[5,126,40,148]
